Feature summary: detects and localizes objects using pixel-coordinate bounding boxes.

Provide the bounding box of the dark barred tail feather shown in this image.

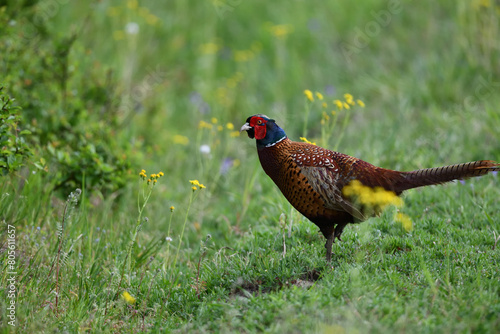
[395,160,500,193]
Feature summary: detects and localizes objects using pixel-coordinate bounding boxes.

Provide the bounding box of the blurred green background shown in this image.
[2,0,499,195]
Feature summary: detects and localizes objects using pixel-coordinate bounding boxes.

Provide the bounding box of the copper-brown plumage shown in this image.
[241,114,499,261]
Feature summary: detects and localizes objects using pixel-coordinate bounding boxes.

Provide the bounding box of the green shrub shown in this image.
[0,4,136,195]
[0,87,32,175]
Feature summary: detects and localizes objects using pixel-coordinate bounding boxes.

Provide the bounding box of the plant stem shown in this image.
[173,191,195,267]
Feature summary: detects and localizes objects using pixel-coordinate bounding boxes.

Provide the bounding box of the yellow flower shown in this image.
[333,99,343,110]
[211,117,218,124]
[146,14,159,26]
[113,30,125,41]
[322,111,330,121]
[217,125,224,131]
[127,0,138,10]
[107,6,120,17]
[153,179,157,185]
[299,137,316,145]
[190,180,205,190]
[343,102,350,110]
[226,78,237,88]
[198,120,213,130]
[233,50,254,62]
[200,42,220,55]
[395,213,413,231]
[344,93,353,102]
[356,99,365,108]
[475,0,491,8]
[315,92,324,100]
[170,206,175,212]
[147,179,151,184]
[268,24,293,38]
[230,131,240,137]
[304,90,314,102]
[189,180,200,186]
[159,172,164,177]
[226,122,234,130]
[173,135,189,145]
[342,180,403,212]
[150,173,157,179]
[322,102,328,108]
[122,291,136,304]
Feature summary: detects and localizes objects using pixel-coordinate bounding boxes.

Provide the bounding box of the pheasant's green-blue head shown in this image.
[240,115,287,148]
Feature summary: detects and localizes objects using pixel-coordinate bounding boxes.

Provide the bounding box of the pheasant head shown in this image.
[240,114,287,148]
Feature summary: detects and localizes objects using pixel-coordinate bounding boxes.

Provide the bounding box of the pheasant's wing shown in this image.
[299,165,368,221]
[289,143,368,221]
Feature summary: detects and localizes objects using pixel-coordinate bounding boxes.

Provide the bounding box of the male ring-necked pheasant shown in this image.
[241,114,499,261]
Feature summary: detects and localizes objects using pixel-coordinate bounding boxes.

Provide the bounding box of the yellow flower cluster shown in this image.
[322,111,330,121]
[303,90,364,113]
[333,94,365,111]
[200,42,221,55]
[395,212,413,232]
[173,134,189,145]
[342,180,403,211]
[139,169,164,185]
[189,179,206,191]
[233,42,262,62]
[198,120,213,129]
[342,181,413,231]
[267,23,294,38]
[472,0,500,10]
[234,50,254,62]
[199,119,240,137]
[303,89,315,102]
[122,291,136,304]
[299,137,316,146]
[216,72,244,106]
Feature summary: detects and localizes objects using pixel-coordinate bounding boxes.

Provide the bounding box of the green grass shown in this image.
[1,0,500,332]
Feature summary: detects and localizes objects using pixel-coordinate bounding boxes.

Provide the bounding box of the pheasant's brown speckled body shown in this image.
[241,114,500,261]
[258,138,354,238]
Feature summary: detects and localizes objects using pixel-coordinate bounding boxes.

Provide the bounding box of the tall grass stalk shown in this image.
[53,188,81,315]
[173,189,195,268]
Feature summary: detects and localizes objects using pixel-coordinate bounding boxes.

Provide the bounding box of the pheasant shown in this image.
[240,114,499,261]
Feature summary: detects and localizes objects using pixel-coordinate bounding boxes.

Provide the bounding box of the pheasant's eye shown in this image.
[257,119,263,125]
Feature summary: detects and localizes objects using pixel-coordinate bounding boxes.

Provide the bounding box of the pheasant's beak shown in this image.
[240,122,255,139]
[240,123,252,132]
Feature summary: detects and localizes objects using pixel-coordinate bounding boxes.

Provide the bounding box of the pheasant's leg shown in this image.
[325,233,334,262]
[334,223,347,242]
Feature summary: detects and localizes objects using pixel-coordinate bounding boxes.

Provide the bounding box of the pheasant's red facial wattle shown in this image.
[249,117,267,140]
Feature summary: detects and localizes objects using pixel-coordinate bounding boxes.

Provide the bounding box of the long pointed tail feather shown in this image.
[395,160,499,192]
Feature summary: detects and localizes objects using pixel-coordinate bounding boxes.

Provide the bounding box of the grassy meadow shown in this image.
[1,0,500,332]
